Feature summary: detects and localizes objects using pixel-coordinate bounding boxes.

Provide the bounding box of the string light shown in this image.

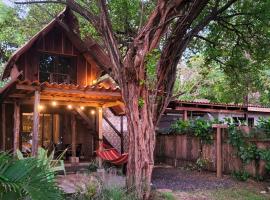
[80,106,85,110]
[90,110,95,115]
[38,105,44,111]
[52,101,57,106]
[67,104,72,109]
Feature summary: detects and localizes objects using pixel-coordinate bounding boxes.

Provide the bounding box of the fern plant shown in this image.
[0,151,63,200]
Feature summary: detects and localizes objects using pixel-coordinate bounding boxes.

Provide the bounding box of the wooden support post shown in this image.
[212,124,228,178]
[71,114,76,157]
[13,102,20,154]
[120,115,124,154]
[2,104,6,151]
[97,107,103,169]
[32,90,40,156]
[183,110,188,121]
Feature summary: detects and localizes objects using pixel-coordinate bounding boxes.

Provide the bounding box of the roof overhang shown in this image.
[2,80,123,108]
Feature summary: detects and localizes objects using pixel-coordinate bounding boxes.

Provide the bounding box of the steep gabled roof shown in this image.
[2,7,111,80]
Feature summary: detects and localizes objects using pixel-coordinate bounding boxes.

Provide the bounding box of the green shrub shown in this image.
[170,118,215,143]
[232,170,250,181]
[162,192,175,200]
[88,160,99,172]
[170,119,190,134]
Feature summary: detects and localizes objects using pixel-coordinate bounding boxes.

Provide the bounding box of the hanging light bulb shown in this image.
[38,104,44,111]
[52,101,57,106]
[80,106,85,110]
[90,110,95,115]
[67,104,73,109]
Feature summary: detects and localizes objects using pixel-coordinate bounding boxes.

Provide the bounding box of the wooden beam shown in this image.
[15,84,121,98]
[42,87,121,97]
[212,124,227,178]
[183,110,188,121]
[2,104,6,151]
[103,115,121,137]
[216,127,222,178]
[167,107,244,114]
[32,90,40,156]
[8,94,120,105]
[71,113,76,157]
[13,102,20,154]
[120,116,124,154]
[97,107,103,168]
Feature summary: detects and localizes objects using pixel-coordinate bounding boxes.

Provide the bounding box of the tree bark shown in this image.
[124,83,155,200]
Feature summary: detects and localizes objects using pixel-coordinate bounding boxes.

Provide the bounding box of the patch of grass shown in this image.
[211,188,269,200]
[162,192,175,200]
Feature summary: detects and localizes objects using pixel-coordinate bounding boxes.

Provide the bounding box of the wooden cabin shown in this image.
[0,7,125,163]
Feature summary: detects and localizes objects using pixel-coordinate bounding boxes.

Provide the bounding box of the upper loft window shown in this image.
[39,54,77,84]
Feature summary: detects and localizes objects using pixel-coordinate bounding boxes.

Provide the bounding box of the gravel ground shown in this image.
[152,166,235,192]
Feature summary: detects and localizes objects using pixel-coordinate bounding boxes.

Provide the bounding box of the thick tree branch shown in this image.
[97,0,123,82]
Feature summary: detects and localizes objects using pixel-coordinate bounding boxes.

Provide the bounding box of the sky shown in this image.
[2,0,14,7]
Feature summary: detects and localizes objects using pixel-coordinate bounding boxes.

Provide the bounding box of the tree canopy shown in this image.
[1,0,270,105]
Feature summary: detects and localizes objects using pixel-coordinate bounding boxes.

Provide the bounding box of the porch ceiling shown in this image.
[3,80,123,107]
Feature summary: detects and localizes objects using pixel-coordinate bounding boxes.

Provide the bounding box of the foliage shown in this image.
[170,118,214,144]
[191,119,214,144]
[145,49,160,89]
[161,192,175,200]
[0,151,63,200]
[68,184,138,200]
[256,117,270,135]
[138,97,145,109]
[258,149,270,172]
[232,170,250,182]
[227,122,270,180]
[170,120,190,134]
[195,158,210,171]
[87,160,99,173]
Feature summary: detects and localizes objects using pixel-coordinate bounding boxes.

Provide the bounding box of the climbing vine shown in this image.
[170,118,217,144]
[227,122,270,179]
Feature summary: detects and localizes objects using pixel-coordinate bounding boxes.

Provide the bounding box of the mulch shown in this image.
[152,166,235,192]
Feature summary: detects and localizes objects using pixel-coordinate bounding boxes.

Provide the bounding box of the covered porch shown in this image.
[0,80,123,163]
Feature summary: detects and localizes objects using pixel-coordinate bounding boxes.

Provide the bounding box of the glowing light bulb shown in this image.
[38,105,44,111]
[67,104,72,109]
[92,80,97,84]
[80,106,85,110]
[91,110,95,115]
[52,101,57,106]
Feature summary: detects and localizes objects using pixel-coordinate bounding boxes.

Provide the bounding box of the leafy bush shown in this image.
[256,117,270,136]
[196,158,210,171]
[191,119,214,144]
[88,160,99,172]
[170,118,214,143]
[232,170,250,181]
[170,120,190,134]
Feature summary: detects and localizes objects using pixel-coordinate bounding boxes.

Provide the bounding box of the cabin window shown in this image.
[39,53,77,84]
[21,113,61,153]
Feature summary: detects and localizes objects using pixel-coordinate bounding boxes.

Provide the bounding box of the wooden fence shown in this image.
[155,134,270,177]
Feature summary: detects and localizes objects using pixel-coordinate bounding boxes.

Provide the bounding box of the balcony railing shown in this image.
[40,72,76,84]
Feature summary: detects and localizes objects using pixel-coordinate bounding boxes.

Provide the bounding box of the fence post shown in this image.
[212,124,228,178]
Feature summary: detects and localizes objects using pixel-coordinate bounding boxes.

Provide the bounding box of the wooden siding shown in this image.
[16,25,102,85]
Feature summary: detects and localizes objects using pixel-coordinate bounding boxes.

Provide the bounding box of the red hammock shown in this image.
[96,143,128,165]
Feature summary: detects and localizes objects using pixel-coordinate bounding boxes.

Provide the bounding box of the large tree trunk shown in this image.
[123,82,155,200]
